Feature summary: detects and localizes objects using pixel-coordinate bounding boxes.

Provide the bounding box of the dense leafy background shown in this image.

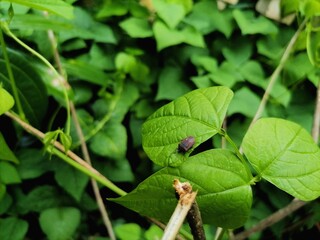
[1,0,320,239]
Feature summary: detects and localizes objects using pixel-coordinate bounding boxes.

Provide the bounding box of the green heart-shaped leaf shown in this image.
[110,149,252,229]
[142,86,233,166]
[242,118,320,201]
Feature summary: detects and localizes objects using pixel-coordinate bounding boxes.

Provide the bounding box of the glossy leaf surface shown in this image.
[111,149,253,228]
[242,118,320,201]
[142,86,233,166]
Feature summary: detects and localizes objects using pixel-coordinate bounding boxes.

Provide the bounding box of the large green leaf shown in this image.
[111,149,253,228]
[39,207,81,240]
[2,0,74,19]
[242,118,320,201]
[0,49,48,127]
[142,86,233,166]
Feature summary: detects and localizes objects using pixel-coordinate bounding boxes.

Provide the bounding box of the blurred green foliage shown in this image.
[0,0,320,239]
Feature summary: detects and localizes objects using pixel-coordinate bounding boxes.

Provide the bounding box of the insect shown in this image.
[178,136,195,153]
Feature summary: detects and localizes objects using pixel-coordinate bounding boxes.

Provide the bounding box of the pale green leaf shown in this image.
[233,9,278,35]
[115,223,142,240]
[120,17,153,38]
[153,0,185,29]
[242,118,320,201]
[142,86,234,166]
[153,20,184,50]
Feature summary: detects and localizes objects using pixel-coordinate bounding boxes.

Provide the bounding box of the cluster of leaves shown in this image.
[1,0,320,239]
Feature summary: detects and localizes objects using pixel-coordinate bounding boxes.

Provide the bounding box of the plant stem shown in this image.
[234,19,311,240]
[219,129,253,179]
[233,198,306,240]
[5,111,127,196]
[0,27,25,121]
[248,18,307,129]
[312,74,320,143]
[186,200,206,240]
[2,24,72,135]
[162,180,197,240]
[44,19,116,239]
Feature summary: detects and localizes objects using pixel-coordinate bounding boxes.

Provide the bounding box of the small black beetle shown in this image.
[178,136,195,153]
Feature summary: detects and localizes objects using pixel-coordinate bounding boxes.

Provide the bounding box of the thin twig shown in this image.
[234,19,310,239]
[234,199,306,240]
[248,18,307,129]
[148,218,187,240]
[186,199,205,240]
[70,102,116,240]
[5,111,126,196]
[162,180,197,240]
[44,19,117,239]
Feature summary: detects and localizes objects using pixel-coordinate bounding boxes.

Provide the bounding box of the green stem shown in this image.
[0,27,25,121]
[219,129,253,179]
[5,111,127,197]
[2,25,71,135]
[50,147,127,196]
[75,78,124,146]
